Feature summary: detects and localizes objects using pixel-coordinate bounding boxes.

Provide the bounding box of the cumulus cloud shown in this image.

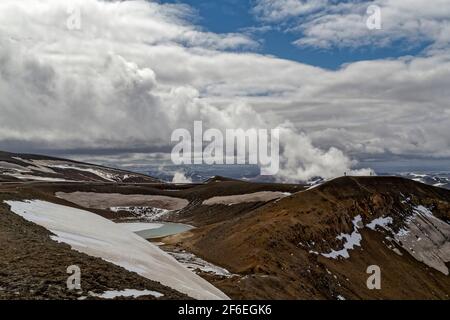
[0,0,448,182]
[276,124,374,182]
[172,171,193,184]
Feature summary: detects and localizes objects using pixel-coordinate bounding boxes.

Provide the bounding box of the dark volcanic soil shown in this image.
[0,198,189,300]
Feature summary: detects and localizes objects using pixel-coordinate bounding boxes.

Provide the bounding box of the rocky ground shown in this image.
[0,193,189,300]
[162,177,450,300]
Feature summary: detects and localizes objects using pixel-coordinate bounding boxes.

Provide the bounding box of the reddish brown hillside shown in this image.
[167,176,450,300]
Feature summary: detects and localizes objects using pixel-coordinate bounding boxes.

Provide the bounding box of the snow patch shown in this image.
[167,250,234,278]
[322,216,363,259]
[366,216,394,231]
[5,200,229,300]
[49,164,119,182]
[4,174,69,182]
[118,223,164,233]
[110,206,171,221]
[90,289,163,299]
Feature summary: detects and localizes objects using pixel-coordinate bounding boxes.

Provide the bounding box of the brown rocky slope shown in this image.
[166,176,450,300]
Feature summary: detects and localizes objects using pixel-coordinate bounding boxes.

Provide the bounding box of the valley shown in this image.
[0,151,449,300]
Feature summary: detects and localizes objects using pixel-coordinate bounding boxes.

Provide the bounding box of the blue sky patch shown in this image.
[161,0,428,69]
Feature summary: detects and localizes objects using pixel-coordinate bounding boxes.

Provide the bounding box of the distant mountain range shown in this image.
[395,172,450,190]
[0,151,159,183]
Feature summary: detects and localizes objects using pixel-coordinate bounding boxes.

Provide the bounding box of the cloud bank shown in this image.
[0,0,448,182]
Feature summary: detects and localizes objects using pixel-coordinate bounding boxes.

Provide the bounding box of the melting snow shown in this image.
[0,158,135,182]
[322,216,363,259]
[5,200,229,300]
[49,164,118,182]
[167,251,234,278]
[118,223,164,232]
[11,158,56,174]
[366,216,394,231]
[90,289,164,299]
[413,205,434,218]
[110,206,171,221]
[5,174,69,182]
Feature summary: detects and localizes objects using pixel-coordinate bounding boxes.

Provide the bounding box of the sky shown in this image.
[161,0,430,69]
[0,0,449,181]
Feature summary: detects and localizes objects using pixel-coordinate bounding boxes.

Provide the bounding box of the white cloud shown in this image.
[252,0,328,22]
[172,171,193,184]
[0,0,448,182]
[254,0,450,50]
[276,124,374,182]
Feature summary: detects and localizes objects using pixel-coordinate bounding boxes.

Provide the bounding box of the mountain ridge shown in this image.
[0,150,160,183]
[164,176,450,299]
